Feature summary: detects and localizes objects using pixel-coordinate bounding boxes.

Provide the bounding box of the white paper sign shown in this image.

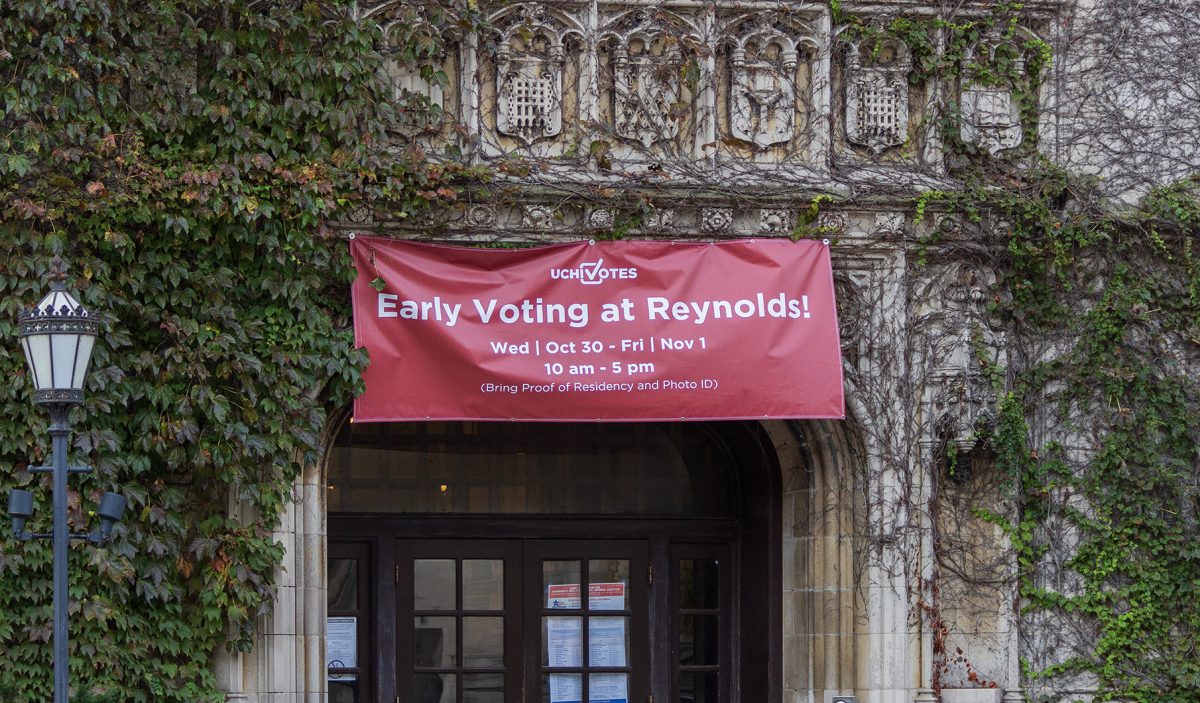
[588,617,627,667]
[546,617,582,667]
[589,673,629,703]
[550,674,582,703]
[326,616,358,670]
[588,583,625,611]
[548,584,581,609]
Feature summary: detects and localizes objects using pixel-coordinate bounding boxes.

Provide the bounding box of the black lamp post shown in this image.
[8,259,126,703]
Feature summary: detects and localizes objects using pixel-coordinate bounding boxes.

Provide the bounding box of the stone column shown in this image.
[227,460,326,703]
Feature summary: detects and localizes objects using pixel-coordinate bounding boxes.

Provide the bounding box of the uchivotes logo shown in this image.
[549,259,638,285]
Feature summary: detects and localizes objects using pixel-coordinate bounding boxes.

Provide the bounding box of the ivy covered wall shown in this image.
[0,1,479,700]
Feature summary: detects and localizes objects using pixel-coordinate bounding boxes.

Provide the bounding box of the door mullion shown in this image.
[379,537,398,703]
[650,536,670,703]
[394,540,415,703]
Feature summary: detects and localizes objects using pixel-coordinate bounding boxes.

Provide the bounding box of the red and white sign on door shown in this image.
[351,237,844,422]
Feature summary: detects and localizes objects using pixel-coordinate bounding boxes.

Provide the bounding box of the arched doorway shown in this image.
[325,420,782,703]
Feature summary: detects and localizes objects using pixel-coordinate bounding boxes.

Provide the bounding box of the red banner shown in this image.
[351,237,844,422]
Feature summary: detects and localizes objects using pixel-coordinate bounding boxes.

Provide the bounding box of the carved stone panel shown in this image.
[729,17,799,148]
[522,204,555,229]
[701,207,734,234]
[759,209,792,233]
[960,38,1027,155]
[494,4,570,145]
[844,38,912,154]
[601,9,699,149]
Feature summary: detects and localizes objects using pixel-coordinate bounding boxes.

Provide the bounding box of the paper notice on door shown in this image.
[550,674,582,703]
[545,617,582,667]
[548,583,581,609]
[548,582,626,610]
[588,617,627,667]
[589,673,629,703]
[326,616,357,670]
[588,582,625,610]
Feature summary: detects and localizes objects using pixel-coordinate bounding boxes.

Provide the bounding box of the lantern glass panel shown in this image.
[21,333,51,391]
[72,334,95,390]
[51,333,81,390]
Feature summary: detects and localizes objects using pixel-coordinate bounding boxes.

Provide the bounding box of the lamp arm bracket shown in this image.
[11,531,113,543]
[28,466,93,475]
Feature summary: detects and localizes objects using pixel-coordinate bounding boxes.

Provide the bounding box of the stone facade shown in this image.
[214,1,1076,702]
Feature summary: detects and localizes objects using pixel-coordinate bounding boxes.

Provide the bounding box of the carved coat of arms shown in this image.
[844,39,912,154]
[612,41,684,148]
[730,32,798,148]
[959,41,1026,154]
[495,5,566,145]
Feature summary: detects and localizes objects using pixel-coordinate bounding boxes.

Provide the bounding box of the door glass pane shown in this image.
[415,559,457,610]
[590,673,629,703]
[679,559,719,610]
[543,673,582,703]
[464,559,504,610]
[328,558,358,612]
[679,671,718,703]
[464,673,504,703]
[463,616,504,667]
[329,677,358,703]
[589,617,628,667]
[679,615,719,666]
[588,560,628,611]
[414,616,457,667]
[544,561,581,609]
[543,616,582,667]
[416,673,456,703]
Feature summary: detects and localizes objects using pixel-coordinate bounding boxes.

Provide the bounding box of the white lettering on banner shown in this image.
[379,294,814,328]
[375,294,462,326]
[549,259,639,285]
[473,298,590,328]
[645,293,808,323]
[377,293,398,317]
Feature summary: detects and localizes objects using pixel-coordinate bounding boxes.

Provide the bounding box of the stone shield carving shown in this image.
[959,39,1027,154]
[602,9,698,148]
[960,87,1022,154]
[729,19,800,148]
[612,41,683,147]
[844,39,912,154]
[495,4,568,145]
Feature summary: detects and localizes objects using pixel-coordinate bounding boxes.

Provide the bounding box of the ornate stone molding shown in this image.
[522,204,555,229]
[759,208,792,233]
[873,212,906,237]
[817,211,847,235]
[587,207,616,229]
[467,204,497,227]
[701,207,734,234]
[633,207,674,233]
